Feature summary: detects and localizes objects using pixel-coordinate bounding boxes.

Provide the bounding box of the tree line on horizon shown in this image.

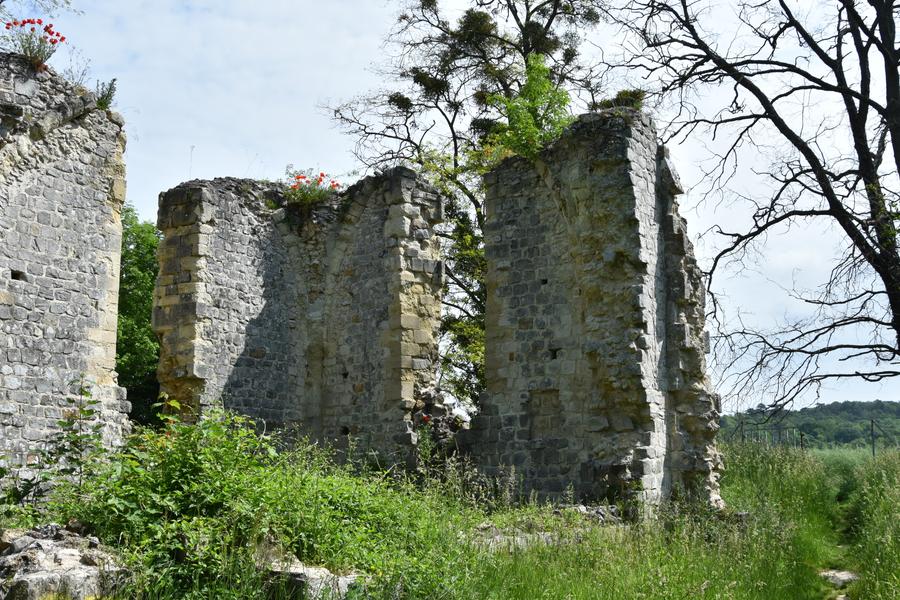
[720,400,900,448]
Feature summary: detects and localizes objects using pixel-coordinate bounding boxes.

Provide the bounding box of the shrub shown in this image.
[3,18,66,70]
[47,411,482,598]
[283,168,343,205]
[487,53,574,160]
[95,78,117,110]
[593,88,646,111]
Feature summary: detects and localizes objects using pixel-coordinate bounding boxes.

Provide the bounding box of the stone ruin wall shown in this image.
[0,48,722,507]
[0,53,130,478]
[152,112,722,506]
[460,111,722,506]
[153,167,444,460]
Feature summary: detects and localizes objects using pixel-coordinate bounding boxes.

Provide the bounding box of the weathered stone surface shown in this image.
[267,560,360,599]
[0,53,130,482]
[152,109,721,507]
[153,167,444,462]
[0,524,125,600]
[819,569,859,589]
[459,110,722,507]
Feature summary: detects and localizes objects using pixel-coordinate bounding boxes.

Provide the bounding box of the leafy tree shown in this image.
[488,53,574,159]
[116,205,160,424]
[333,0,608,404]
[612,0,900,408]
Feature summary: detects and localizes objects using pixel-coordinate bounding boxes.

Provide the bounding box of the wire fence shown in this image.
[729,419,899,455]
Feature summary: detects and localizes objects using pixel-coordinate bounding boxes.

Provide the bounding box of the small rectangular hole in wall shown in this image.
[10,270,27,282]
[541,278,549,285]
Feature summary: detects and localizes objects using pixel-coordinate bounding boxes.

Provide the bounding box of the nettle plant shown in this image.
[284,167,343,205]
[4,18,66,71]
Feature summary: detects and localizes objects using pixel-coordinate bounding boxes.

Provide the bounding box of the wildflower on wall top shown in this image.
[3,18,66,71]
[284,168,343,205]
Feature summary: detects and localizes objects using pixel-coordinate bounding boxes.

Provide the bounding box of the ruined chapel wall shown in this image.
[464,111,721,505]
[317,170,443,453]
[154,180,304,422]
[154,167,443,459]
[0,54,129,475]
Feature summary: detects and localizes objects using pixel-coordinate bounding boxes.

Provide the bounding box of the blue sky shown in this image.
[21,0,897,409]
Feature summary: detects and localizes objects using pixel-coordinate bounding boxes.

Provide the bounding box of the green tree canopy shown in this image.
[116,205,160,424]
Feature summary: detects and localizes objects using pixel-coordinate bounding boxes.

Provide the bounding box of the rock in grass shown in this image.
[268,560,361,599]
[819,569,859,589]
[0,524,125,600]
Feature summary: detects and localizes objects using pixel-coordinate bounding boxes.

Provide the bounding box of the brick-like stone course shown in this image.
[460,111,722,507]
[154,167,444,461]
[0,53,130,479]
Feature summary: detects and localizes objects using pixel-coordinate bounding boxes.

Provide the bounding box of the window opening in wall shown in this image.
[10,270,27,282]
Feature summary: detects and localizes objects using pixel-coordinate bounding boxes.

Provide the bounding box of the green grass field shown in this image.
[2,412,898,599]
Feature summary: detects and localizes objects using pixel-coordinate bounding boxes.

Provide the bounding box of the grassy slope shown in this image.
[2,412,898,599]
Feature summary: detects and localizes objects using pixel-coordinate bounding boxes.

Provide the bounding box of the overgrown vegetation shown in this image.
[485,54,574,161]
[95,77,117,110]
[283,168,343,206]
[2,17,66,70]
[3,413,897,599]
[115,205,161,424]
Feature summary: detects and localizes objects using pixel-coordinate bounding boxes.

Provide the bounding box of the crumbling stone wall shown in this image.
[153,110,721,507]
[0,53,130,477]
[460,111,722,506]
[154,167,443,460]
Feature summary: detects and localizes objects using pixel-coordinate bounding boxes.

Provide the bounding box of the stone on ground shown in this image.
[0,524,125,600]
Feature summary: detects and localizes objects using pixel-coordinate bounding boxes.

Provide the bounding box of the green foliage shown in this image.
[31,412,898,599]
[47,412,483,598]
[721,400,900,447]
[487,54,574,160]
[95,77,117,110]
[1,379,105,526]
[845,450,900,598]
[116,205,161,424]
[283,168,343,206]
[46,378,106,491]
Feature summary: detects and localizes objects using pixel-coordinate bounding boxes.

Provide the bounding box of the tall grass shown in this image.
[846,449,900,599]
[5,413,896,599]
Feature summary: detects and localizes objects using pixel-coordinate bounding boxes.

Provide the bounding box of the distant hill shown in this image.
[719,400,900,448]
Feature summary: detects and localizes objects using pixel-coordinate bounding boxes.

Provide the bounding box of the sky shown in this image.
[17,0,896,410]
